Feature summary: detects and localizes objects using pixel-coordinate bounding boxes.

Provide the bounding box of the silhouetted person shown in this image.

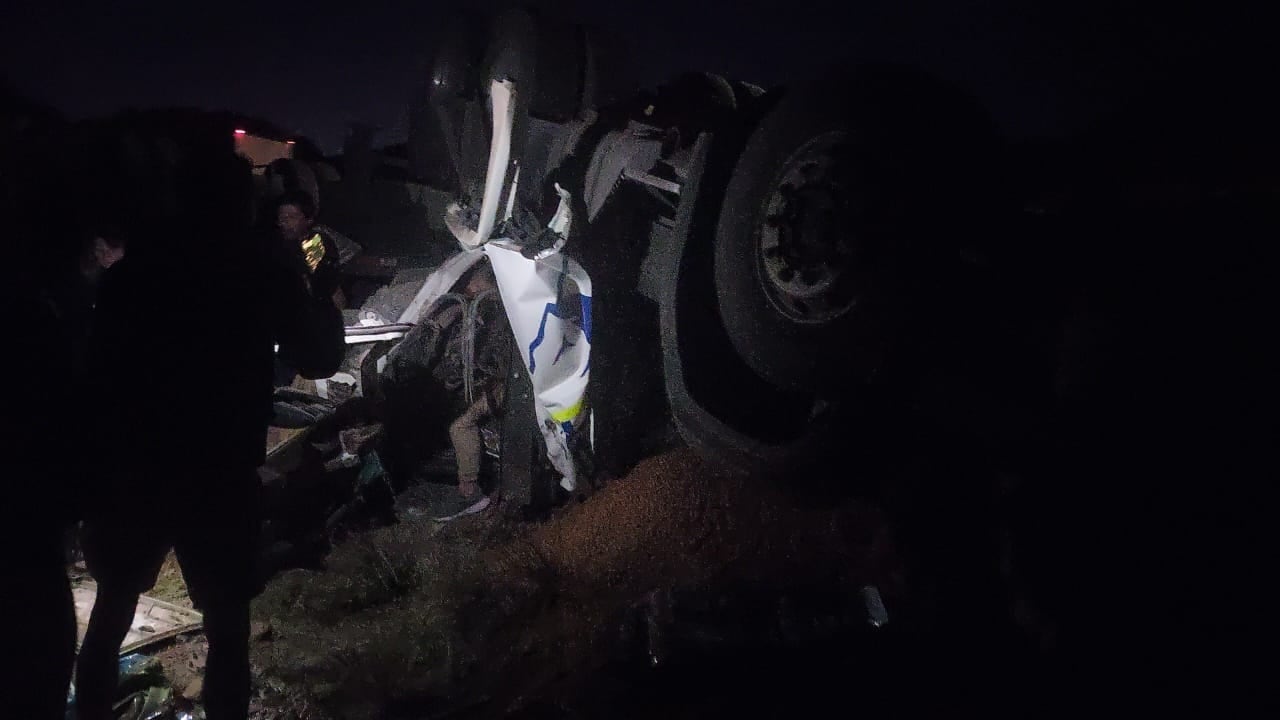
[7,273,79,720]
[46,230,130,382]
[4,95,79,719]
[74,131,344,720]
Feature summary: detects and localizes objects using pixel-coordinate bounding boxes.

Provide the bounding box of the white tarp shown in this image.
[290,75,594,493]
[440,78,593,491]
[385,241,592,491]
[485,240,592,491]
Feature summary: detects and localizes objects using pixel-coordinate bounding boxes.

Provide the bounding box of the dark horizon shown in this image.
[2,1,1270,153]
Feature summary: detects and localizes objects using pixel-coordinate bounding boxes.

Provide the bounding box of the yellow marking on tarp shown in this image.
[548,397,584,424]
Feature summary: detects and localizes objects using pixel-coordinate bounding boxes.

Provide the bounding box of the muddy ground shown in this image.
[117,440,1051,719]
[242,449,930,719]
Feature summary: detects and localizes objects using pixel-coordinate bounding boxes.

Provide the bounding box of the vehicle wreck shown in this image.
[18,1,1259,716]
[266,3,1006,527]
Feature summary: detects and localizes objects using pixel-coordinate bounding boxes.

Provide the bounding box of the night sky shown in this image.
[1,1,1265,154]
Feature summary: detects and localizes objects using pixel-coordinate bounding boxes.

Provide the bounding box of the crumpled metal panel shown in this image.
[582,122,664,222]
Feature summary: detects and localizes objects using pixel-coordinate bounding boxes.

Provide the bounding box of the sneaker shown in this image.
[324,452,361,472]
[432,493,492,522]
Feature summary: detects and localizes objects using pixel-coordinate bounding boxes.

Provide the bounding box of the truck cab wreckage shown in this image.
[272,3,1002,522]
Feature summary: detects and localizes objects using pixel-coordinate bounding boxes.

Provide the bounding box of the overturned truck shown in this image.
[302,4,1016,511]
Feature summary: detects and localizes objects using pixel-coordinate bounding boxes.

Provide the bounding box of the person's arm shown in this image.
[318,223,362,266]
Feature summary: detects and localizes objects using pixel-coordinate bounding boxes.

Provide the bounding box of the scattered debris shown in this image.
[271,390,338,429]
[72,580,202,653]
[117,653,165,696]
[432,494,493,522]
[112,685,173,720]
[643,589,671,668]
[861,585,890,628]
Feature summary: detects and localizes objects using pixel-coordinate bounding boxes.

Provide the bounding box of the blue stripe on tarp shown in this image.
[580,294,592,343]
[531,259,597,374]
[553,337,576,364]
[529,259,571,372]
[528,302,558,373]
[578,294,592,377]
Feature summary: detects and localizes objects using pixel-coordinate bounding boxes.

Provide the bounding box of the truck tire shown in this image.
[712,65,998,393]
[653,135,854,486]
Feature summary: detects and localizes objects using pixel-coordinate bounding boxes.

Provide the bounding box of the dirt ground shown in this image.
[247,449,901,719]
[97,441,1051,718]
[149,552,193,608]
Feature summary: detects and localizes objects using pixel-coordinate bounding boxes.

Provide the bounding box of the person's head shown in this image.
[276,190,317,243]
[92,235,126,269]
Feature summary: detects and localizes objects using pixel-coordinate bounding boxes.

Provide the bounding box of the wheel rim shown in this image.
[754,132,858,325]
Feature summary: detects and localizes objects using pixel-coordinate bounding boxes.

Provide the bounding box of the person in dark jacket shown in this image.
[74,132,344,720]
[3,97,80,720]
[6,275,80,720]
[275,189,358,309]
